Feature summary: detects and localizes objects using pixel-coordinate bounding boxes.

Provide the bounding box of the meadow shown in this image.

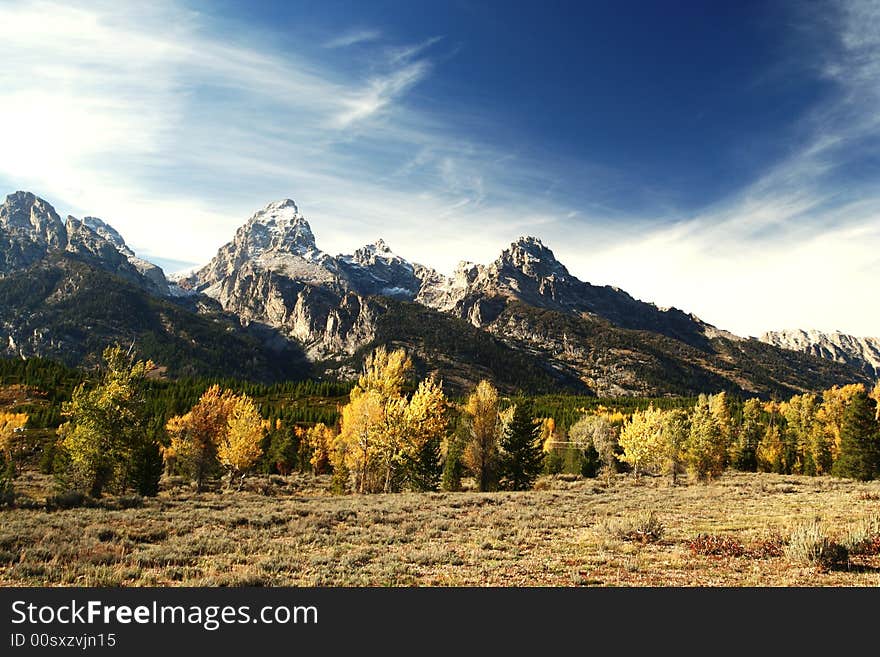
[2,471,879,587]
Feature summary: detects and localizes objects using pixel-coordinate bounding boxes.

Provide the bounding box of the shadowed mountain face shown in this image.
[0,191,169,296]
[1,192,874,395]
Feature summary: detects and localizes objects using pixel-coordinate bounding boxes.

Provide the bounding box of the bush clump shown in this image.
[688,534,745,557]
[843,516,880,556]
[602,510,664,544]
[785,520,848,570]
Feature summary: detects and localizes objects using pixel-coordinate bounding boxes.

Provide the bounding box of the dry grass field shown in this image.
[2,471,880,587]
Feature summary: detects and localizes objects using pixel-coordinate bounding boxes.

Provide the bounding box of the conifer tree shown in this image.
[832,392,880,481]
[499,401,544,490]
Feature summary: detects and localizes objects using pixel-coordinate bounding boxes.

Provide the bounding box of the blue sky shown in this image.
[1,0,879,337]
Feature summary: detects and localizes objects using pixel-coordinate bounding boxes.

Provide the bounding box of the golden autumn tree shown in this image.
[335,388,385,493]
[618,405,667,478]
[165,385,263,490]
[402,375,448,491]
[333,346,448,493]
[0,412,28,471]
[305,423,335,475]
[462,379,501,491]
[817,384,866,462]
[217,395,265,486]
[0,412,27,503]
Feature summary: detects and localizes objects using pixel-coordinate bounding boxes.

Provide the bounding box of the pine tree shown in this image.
[408,434,443,492]
[499,401,544,491]
[832,392,880,481]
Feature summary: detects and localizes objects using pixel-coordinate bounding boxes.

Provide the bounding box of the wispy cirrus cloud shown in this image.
[1,0,878,338]
[323,28,382,49]
[0,0,581,274]
[563,0,880,337]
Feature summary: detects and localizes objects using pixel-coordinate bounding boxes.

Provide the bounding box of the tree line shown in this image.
[1,344,878,504]
[551,385,880,482]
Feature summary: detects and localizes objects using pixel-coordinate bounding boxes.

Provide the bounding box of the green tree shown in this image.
[662,409,689,484]
[685,395,727,480]
[832,392,880,481]
[441,418,467,492]
[731,398,763,471]
[59,345,158,497]
[499,401,544,490]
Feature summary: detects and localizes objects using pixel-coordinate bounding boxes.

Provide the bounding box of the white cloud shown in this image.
[1,0,878,341]
[0,0,582,276]
[323,29,382,49]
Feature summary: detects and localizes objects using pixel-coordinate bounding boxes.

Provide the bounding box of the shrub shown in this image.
[843,516,880,556]
[601,510,664,544]
[746,533,786,559]
[45,491,90,510]
[784,520,848,570]
[688,534,745,557]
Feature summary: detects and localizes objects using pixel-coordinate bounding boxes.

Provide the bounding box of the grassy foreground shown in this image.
[2,471,880,587]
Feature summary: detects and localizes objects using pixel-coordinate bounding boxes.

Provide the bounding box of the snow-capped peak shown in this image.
[238,198,318,257]
[79,216,135,257]
[500,235,568,279]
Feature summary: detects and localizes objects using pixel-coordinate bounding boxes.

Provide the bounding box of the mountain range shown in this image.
[0,191,874,396]
[760,329,880,379]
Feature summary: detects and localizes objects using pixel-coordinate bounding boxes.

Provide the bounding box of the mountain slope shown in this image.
[482,302,872,397]
[761,330,880,378]
[0,191,169,296]
[0,254,310,381]
[180,198,871,396]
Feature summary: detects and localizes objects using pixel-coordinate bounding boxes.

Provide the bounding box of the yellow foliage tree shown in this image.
[817,384,866,461]
[165,385,262,490]
[618,405,667,478]
[306,423,335,475]
[462,379,501,491]
[0,412,28,469]
[217,395,265,485]
[335,388,385,493]
[333,347,448,493]
[401,375,448,491]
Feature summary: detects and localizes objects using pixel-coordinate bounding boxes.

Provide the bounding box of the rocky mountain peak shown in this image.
[498,235,569,280]
[761,329,880,377]
[347,238,406,266]
[79,216,134,257]
[238,199,316,257]
[1,191,67,249]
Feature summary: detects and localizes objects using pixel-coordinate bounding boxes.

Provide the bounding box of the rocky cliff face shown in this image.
[6,191,871,396]
[0,192,169,296]
[761,329,880,378]
[179,200,388,358]
[415,235,717,349]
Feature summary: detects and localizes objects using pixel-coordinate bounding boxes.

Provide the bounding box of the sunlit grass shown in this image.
[2,471,880,586]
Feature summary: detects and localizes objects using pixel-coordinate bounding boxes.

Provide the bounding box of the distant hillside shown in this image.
[0,254,311,382]
[761,329,880,379]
